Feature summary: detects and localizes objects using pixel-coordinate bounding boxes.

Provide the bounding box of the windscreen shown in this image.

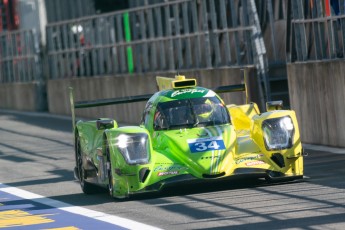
[154,97,230,130]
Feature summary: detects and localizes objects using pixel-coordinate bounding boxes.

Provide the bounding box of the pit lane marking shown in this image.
[45,228,79,230]
[0,210,55,228]
[0,183,161,230]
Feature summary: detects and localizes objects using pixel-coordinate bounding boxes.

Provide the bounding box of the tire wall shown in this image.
[287,61,345,147]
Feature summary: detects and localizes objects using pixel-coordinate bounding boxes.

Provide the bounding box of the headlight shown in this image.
[262,116,294,150]
[116,133,150,165]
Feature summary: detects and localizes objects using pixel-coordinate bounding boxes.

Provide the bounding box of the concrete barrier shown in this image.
[0,82,46,111]
[287,61,345,147]
[47,67,260,124]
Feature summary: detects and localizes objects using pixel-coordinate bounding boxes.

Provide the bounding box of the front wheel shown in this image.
[106,141,114,197]
[75,135,98,194]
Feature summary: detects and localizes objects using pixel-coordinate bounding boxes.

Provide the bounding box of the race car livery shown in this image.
[70,75,304,198]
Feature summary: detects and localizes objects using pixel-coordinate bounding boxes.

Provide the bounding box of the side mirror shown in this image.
[266,101,283,111]
[96,119,115,130]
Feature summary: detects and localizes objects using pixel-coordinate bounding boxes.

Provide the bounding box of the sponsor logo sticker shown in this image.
[235,154,264,164]
[171,89,206,97]
[154,164,187,172]
[245,160,266,166]
[157,171,179,176]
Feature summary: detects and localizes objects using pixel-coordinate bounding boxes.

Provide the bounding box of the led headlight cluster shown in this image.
[116,133,150,165]
[262,116,294,150]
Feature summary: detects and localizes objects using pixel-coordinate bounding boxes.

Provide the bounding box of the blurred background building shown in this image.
[1,0,345,106]
[0,0,19,31]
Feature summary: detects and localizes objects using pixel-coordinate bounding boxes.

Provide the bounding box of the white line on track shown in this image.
[0,183,162,230]
[303,143,345,155]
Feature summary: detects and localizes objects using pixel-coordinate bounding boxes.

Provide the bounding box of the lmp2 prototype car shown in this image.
[69,75,304,198]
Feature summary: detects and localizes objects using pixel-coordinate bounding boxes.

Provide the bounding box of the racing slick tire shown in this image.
[75,134,99,194]
[106,139,114,198]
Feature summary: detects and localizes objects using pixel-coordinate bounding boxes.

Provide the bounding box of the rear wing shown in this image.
[69,69,249,132]
[68,88,152,133]
[213,68,249,104]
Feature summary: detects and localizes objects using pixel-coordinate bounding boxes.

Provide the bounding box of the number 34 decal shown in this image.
[188,137,226,153]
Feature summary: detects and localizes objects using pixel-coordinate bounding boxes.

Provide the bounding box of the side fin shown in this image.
[69,87,76,135]
[156,76,174,90]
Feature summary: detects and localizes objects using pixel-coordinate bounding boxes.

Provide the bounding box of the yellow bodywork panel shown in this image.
[251,110,303,159]
[227,103,303,177]
[227,102,260,133]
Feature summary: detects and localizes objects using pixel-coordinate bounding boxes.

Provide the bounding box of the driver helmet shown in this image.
[196,100,213,119]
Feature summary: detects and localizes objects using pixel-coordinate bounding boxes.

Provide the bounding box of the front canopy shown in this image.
[154,96,230,130]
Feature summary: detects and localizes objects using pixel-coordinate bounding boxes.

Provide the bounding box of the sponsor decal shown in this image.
[171,89,206,98]
[235,154,264,164]
[154,164,187,172]
[245,160,266,166]
[157,171,179,176]
[188,136,225,153]
[201,155,220,160]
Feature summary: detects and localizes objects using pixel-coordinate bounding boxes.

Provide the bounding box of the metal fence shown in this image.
[44,0,96,23]
[46,0,267,80]
[288,0,345,62]
[0,29,42,83]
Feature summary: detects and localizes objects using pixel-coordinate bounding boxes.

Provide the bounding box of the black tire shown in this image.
[106,140,114,197]
[75,135,98,194]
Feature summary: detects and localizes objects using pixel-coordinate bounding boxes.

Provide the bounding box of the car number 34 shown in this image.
[188,138,226,153]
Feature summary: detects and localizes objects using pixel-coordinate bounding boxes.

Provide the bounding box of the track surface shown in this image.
[0,110,344,229]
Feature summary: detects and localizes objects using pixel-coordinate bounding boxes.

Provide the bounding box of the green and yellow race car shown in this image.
[69,75,304,199]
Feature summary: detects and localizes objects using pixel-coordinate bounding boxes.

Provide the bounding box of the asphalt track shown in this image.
[0,109,344,229]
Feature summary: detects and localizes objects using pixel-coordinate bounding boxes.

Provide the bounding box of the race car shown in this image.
[69,74,304,198]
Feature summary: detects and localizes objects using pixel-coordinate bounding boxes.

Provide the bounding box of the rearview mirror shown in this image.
[266,101,283,111]
[96,119,114,130]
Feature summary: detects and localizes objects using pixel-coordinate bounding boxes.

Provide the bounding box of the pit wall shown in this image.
[0,82,46,111]
[287,61,345,148]
[47,67,260,124]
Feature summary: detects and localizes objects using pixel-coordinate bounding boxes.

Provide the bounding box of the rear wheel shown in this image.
[75,135,98,194]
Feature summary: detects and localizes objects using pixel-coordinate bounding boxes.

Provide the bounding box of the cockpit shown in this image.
[154,96,230,130]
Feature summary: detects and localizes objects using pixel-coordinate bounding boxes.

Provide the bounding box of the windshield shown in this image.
[154,97,230,130]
